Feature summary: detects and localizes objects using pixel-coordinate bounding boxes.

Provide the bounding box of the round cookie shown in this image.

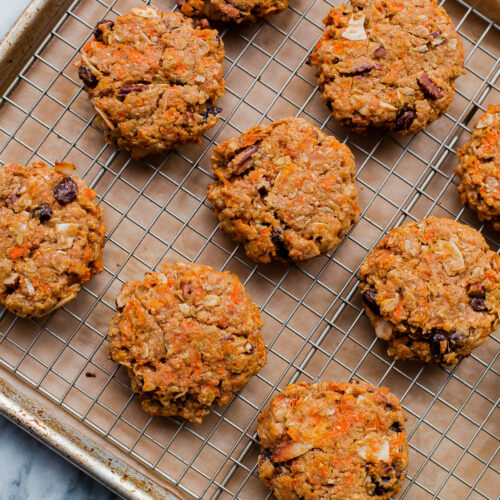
[257,380,408,500]
[308,0,465,134]
[455,104,500,231]
[178,0,288,24]
[107,262,266,423]
[206,117,360,263]
[76,6,225,159]
[359,217,500,364]
[0,161,106,318]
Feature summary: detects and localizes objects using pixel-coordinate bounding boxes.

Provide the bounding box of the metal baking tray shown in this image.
[0,0,498,498]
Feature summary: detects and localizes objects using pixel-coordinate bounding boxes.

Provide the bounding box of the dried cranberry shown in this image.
[78,66,98,89]
[430,332,448,360]
[54,177,78,205]
[395,108,416,131]
[202,106,222,123]
[33,204,53,222]
[470,297,487,312]
[93,19,114,41]
[271,227,289,259]
[362,288,380,315]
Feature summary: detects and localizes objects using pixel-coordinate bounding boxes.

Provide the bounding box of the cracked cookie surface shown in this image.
[308,0,464,134]
[455,104,500,231]
[76,6,225,159]
[359,217,500,364]
[107,262,266,423]
[0,161,105,318]
[206,117,360,263]
[178,0,288,24]
[257,380,408,500]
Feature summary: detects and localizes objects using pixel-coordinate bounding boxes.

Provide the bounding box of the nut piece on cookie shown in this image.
[178,0,289,24]
[359,217,500,364]
[76,7,225,159]
[308,0,465,134]
[206,117,360,263]
[455,104,500,231]
[0,161,106,318]
[257,380,408,500]
[107,262,266,423]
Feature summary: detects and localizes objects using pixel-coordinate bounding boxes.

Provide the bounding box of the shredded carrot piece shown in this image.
[9,247,25,260]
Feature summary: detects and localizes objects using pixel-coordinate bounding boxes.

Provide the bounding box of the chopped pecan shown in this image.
[341,63,382,75]
[117,84,149,101]
[373,45,386,57]
[417,73,443,99]
[228,144,260,176]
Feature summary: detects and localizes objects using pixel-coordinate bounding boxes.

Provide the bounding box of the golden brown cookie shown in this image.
[359,217,500,364]
[455,104,500,231]
[178,0,288,24]
[258,380,408,499]
[76,6,225,159]
[308,0,465,134]
[206,117,360,263]
[0,161,105,318]
[107,262,266,423]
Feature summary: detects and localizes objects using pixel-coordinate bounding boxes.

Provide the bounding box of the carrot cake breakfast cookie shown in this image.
[76,6,225,159]
[0,161,105,318]
[107,262,266,423]
[308,0,465,134]
[178,0,288,24]
[359,217,500,364]
[206,117,360,263]
[257,380,408,499]
[455,104,500,231]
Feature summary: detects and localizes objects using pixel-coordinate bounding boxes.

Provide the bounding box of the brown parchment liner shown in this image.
[0,0,498,499]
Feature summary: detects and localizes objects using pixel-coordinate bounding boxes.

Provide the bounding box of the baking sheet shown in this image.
[0,0,498,498]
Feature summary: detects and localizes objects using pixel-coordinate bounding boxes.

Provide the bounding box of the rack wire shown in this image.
[0,0,498,498]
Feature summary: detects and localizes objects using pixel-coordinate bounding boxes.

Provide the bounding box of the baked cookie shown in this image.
[359,217,500,364]
[258,380,408,500]
[206,117,360,263]
[76,6,225,159]
[455,104,500,231]
[178,0,288,24]
[308,0,465,134]
[0,161,105,318]
[107,262,266,423]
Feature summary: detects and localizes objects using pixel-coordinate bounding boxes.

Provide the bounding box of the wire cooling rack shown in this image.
[0,0,498,498]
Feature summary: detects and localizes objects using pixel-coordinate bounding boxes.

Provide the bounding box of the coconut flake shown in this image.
[56,223,79,248]
[342,14,367,41]
[430,37,445,46]
[358,445,368,460]
[24,278,35,294]
[447,38,457,50]
[375,439,390,462]
[476,114,495,129]
[204,294,220,307]
[374,319,393,340]
[379,101,397,111]
[179,303,190,315]
[131,6,162,17]
[54,161,76,176]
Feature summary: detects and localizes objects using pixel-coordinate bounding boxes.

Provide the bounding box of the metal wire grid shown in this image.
[0,0,498,498]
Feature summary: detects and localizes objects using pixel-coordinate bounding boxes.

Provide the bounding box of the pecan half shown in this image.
[417,73,443,99]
